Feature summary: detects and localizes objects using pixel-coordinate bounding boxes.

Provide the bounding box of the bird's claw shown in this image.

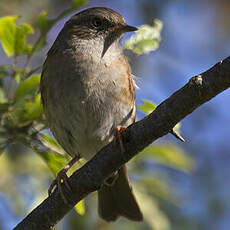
[48,169,72,204]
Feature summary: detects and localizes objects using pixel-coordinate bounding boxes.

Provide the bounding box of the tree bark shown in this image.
[14,56,230,230]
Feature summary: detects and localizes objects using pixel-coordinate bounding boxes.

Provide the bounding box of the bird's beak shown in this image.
[119,24,138,33]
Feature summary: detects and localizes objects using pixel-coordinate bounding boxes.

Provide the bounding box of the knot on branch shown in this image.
[189,75,203,87]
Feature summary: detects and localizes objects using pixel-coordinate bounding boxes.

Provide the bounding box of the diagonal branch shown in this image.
[14,56,230,230]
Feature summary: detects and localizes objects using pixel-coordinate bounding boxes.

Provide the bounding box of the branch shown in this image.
[14,57,230,230]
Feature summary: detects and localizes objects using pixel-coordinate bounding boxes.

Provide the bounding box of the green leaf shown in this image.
[35,11,62,52]
[71,0,88,8]
[138,100,184,140]
[0,16,34,57]
[74,200,85,215]
[4,101,31,127]
[36,11,55,36]
[137,99,156,115]
[35,133,84,176]
[139,176,176,203]
[15,74,40,100]
[124,19,163,55]
[0,102,9,114]
[5,74,41,127]
[14,23,34,55]
[35,149,67,175]
[14,71,21,84]
[0,87,7,103]
[35,11,58,52]
[40,133,65,156]
[139,144,195,172]
[0,65,10,79]
[32,135,67,175]
[35,0,87,52]
[24,94,43,120]
[0,16,18,56]
[135,188,170,230]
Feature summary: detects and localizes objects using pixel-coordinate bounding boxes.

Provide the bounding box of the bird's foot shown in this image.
[48,168,71,204]
[48,155,80,204]
[104,171,119,187]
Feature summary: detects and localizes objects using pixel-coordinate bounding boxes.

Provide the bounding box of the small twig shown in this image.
[24,65,43,78]
[21,35,44,79]
[7,55,18,101]
[170,129,185,142]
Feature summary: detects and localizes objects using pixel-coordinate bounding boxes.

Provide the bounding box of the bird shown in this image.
[40,7,143,222]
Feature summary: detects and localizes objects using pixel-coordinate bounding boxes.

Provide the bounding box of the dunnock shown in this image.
[40,7,143,221]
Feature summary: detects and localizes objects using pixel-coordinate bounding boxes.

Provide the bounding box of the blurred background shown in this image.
[0,0,230,229]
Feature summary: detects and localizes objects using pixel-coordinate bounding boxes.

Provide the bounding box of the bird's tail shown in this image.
[98,165,143,222]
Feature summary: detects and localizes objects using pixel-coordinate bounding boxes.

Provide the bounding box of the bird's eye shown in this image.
[92,17,102,28]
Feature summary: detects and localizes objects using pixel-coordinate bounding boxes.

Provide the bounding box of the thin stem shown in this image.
[24,65,43,78]
[7,55,18,101]
[21,36,43,79]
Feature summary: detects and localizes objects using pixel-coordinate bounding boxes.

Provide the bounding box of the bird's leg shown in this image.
[114,125,127,160]
[48,155,80,204]
[100,126,126,188]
